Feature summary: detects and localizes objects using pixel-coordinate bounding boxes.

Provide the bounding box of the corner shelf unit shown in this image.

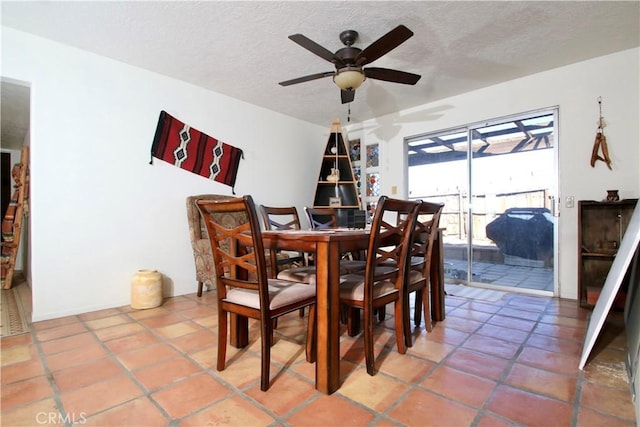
[578,198,638,308]
[313,119,360,211]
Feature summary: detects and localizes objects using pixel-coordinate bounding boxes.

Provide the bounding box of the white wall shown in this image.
[2,27,328,321]
[347,48,640,300]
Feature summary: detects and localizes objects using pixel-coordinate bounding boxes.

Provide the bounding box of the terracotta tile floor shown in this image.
[1,285,636,426]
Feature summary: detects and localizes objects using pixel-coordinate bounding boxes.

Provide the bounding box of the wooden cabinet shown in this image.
[313,119,361,213]
[578,199,638,308]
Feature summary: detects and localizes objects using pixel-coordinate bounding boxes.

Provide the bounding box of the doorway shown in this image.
[406,109,558,295]
[0,79,31,297]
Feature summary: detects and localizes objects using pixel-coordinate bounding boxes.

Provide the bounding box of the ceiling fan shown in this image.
[279,25,421,104]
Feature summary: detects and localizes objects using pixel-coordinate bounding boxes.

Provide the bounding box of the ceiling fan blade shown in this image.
[341,89,355,104]
[279,71,335,86]
[364,67,421,85]
[355,25,414,66]
[288,34,345,66]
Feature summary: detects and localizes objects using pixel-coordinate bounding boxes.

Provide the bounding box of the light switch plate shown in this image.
[566,196,575,208]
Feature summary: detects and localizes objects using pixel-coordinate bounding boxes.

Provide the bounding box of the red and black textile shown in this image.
[151,110,243,193]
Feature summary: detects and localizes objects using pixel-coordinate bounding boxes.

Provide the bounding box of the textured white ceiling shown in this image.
[2,1,639,149]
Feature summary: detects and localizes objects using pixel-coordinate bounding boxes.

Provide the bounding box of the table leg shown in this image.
[430,229,445,322]
[230,242,250,347]
[314,240,341,394]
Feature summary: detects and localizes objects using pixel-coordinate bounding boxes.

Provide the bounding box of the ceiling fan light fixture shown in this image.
[333,67,365,90]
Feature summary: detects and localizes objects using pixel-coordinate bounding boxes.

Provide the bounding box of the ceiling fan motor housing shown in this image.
[335,47,362,67]
[336,30,362,67]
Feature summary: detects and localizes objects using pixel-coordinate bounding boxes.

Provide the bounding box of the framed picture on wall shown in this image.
[349,139,361,162]
[366,144,379,168]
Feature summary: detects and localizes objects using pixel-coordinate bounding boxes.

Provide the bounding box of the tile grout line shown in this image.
[471,294,556,426]
[418,293,580,426]
[125,299,317,425]
[29,314,83,427]
[77,307,177,423]
[8,287,633,426]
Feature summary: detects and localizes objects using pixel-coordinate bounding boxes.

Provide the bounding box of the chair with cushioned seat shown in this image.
[186,194,237,296]
[196,195,316,391]
[402,201,444,345]
[260,205,317,284]
[338,196,420,375]
[304,206,367,274]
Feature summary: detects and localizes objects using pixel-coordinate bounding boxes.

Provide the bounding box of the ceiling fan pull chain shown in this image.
[347,104,351,123]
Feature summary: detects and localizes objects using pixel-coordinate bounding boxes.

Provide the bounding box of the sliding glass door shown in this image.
[407,109,558,295]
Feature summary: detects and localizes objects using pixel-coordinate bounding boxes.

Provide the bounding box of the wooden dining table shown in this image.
[230,227,445,394]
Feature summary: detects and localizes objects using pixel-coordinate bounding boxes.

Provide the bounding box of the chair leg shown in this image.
[339,304,348,324]
[421,287,432,333]
[261,316,273,391]
[403,292,413,348]
[363,305,376,376]
[414,291,422,327]
[306,304,317,363]
[197,281,204,297]
[347,306,386,335]
[217,311,228,371]
[394,299,407,355]
[347,307,360,337]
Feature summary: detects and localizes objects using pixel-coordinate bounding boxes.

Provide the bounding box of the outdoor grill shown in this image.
[485,207,554,267]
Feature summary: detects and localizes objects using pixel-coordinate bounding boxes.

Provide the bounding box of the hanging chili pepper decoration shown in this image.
[590,96,612,170]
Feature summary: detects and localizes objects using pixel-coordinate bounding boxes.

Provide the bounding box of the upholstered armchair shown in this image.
[186,194,237,296]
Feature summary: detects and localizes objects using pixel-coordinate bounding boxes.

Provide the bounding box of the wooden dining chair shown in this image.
[402,201,444,345]
[304,206,338,229]
[260,205,318,284]
[305,206,367,274]
[196,196,316,391]
[338,196,420,375]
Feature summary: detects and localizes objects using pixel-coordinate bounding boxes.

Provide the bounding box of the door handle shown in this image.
[549,195,560,217]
